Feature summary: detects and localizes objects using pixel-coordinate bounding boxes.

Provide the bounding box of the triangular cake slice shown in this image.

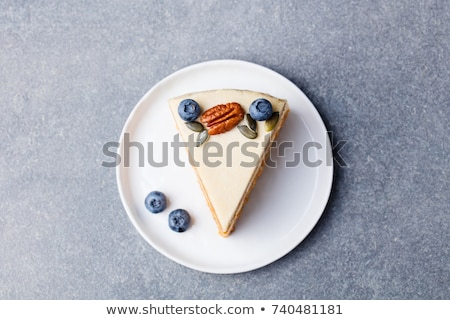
[168,89,289,237]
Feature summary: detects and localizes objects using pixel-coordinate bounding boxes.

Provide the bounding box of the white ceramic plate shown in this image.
[116,60,333,274]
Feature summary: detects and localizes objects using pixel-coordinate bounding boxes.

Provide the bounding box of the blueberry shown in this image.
[178,99,200,122]
[144,191,167,214]
[249,98,273,121]
[168,209,191,232]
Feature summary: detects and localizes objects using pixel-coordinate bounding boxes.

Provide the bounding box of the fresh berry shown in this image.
[168,209,191,232]
[144,191,167,213]
[249,98,273,121]
[178,99,200,122]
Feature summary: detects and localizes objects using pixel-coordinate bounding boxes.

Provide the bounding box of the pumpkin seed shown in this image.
[238,125,257,139]
[264,112,279,132]
[196,129,209,147]
[185,121,204,132]
[246,114,257,132]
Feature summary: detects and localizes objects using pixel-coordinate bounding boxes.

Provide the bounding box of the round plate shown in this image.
[116,60,333,274]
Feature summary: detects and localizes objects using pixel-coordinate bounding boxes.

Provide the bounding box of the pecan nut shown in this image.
[200,102,245,135]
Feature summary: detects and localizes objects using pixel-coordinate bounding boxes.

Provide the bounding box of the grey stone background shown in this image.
[1,0,448,299]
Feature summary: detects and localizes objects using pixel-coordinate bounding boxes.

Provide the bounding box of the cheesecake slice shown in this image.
[168,89,289,237]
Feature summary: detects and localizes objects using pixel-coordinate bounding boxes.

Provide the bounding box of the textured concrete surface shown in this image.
[1,0,449,299]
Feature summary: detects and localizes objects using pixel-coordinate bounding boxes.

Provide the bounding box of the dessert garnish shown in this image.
[264,112,280,132]
[196,129,209,147]
[237,124,257,139]
[144,191,167,214]
[246,113,257,132]
[178,99,201,122]
[249,98,273,121]
[168,209,191,232]
[185,121,204,132]
[200,102,245,135]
